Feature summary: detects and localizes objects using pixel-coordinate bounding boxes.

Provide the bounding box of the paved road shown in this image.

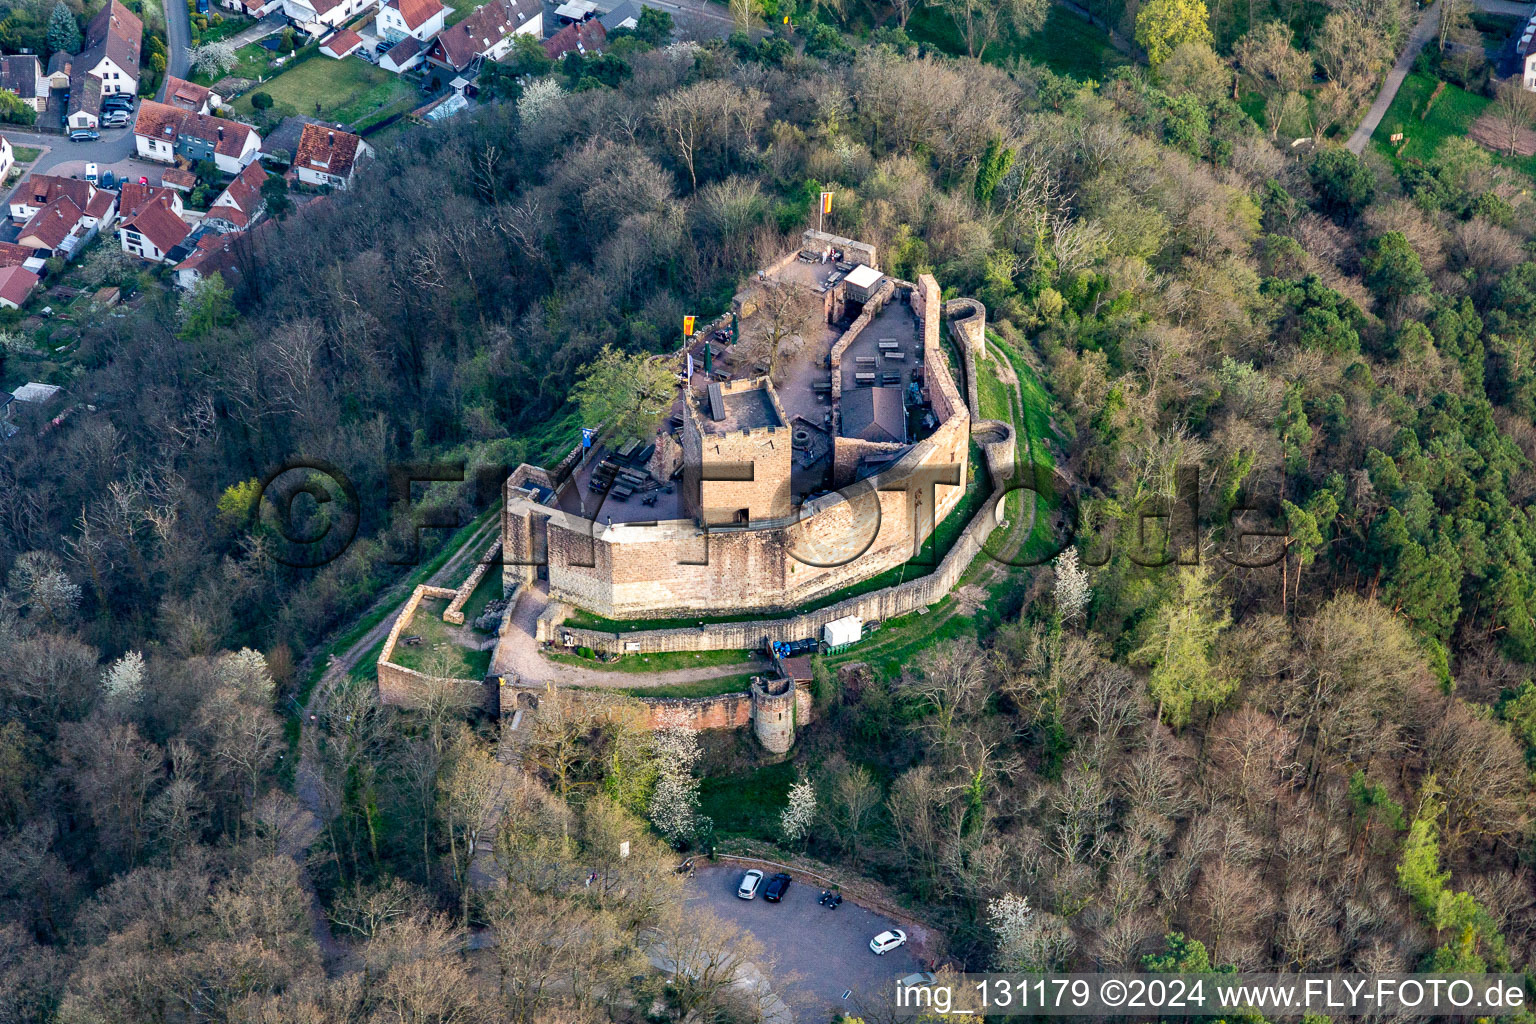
[490,581,774,686]
[1346,1,1442,154]
[689,864,927,1024]
[163,0,192,86]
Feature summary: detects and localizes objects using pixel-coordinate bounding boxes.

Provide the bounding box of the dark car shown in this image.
[69,130,100,142]
[762,872,791,902]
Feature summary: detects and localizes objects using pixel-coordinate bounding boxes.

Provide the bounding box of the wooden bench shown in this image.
[855,354,877,366]
[882,372,902,386]
[883,350,906,361]
[855,372,876,385]
[878,339,900,350]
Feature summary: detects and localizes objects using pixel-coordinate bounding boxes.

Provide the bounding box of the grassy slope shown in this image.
[906,4,1127,81]
[1370,71,1536,180]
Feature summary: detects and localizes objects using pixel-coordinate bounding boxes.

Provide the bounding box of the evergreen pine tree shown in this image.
[46,2,81,56]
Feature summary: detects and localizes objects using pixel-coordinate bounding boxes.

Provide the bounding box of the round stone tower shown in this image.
[750,676,796,753]
[945,297,987,361]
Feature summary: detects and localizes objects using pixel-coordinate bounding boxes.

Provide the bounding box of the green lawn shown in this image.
[1368,71,1536,181]
[547,648,758,674]
[389,597,494,679]
[443,1,472,25]
[230,53,418,129]
[819,596,977,678]
[699,759,797,841]
[11,146,41,163]
[906,4,1127,81]
[459,567,503,632]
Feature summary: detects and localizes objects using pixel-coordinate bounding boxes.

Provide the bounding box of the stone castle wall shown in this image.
[543,491,1003,656]
[443,538,501,625]
[376,584,466,707]
[497,676,814,735]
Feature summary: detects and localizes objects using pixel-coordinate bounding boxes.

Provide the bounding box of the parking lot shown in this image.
[688,863,929,1023]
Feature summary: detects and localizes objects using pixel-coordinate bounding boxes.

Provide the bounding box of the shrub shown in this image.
[251,91,273,110]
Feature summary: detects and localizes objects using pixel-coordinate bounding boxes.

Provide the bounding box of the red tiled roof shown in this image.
[134,100,257,159]
[119,194,191,254]
[321,29,363,56]
[20,197,84,250]
[542,17,605,59]
[118,181,178,218]
[17,175,96,213]
[83,0,142,82]
[0,242,34,269]
[164,75,212,111]
[161,168,198,189]
[212,161,266,226]
[387,0,445,30]
[174,232,241,280]
[294,123,365,179]
[0,266,39,308]
[426,0,537,69]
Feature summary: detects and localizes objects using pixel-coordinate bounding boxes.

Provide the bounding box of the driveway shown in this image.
[688,864,928,1024]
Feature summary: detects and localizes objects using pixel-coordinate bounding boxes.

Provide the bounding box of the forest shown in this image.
[5,0,1536,1018]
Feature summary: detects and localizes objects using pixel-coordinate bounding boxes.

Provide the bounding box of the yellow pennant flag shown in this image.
[820,191,833,215]
[683,315,696,336]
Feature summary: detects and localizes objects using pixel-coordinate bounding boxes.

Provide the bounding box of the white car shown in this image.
[737,869,764,899]
[870,929,908,955]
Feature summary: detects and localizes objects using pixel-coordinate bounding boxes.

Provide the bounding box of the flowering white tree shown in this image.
[988,891,1076,970]
[779,779,816,846]
[101,650,145,702]
[8,550,81,624]
[188,42,237,78]
[648,726,703,846]
[218,647,275,703]
[1053,546,1091,624]
[517,78,563,127]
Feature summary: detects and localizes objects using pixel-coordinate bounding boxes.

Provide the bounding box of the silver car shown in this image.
[736,869,764,899]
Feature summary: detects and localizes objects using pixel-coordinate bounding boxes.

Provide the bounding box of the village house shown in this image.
[116,185,193,263]
[205,160,267,232]
[423,0,541,74]
[375,0,446,45]
[320,29,365,58]
[542,17,605,60]
[0,55,48,113]
[279,0,379,38]
[65,65,102,130]
[379,35,424,72]
[0,265,39,310]
[18,198,95,261]
[220,0,277,15]
[77,0,142,96]
[134,101,262,174]
[163,75,221,114]
[8,175,117,229]
[292,123,372,189]
[172,232,242,290]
